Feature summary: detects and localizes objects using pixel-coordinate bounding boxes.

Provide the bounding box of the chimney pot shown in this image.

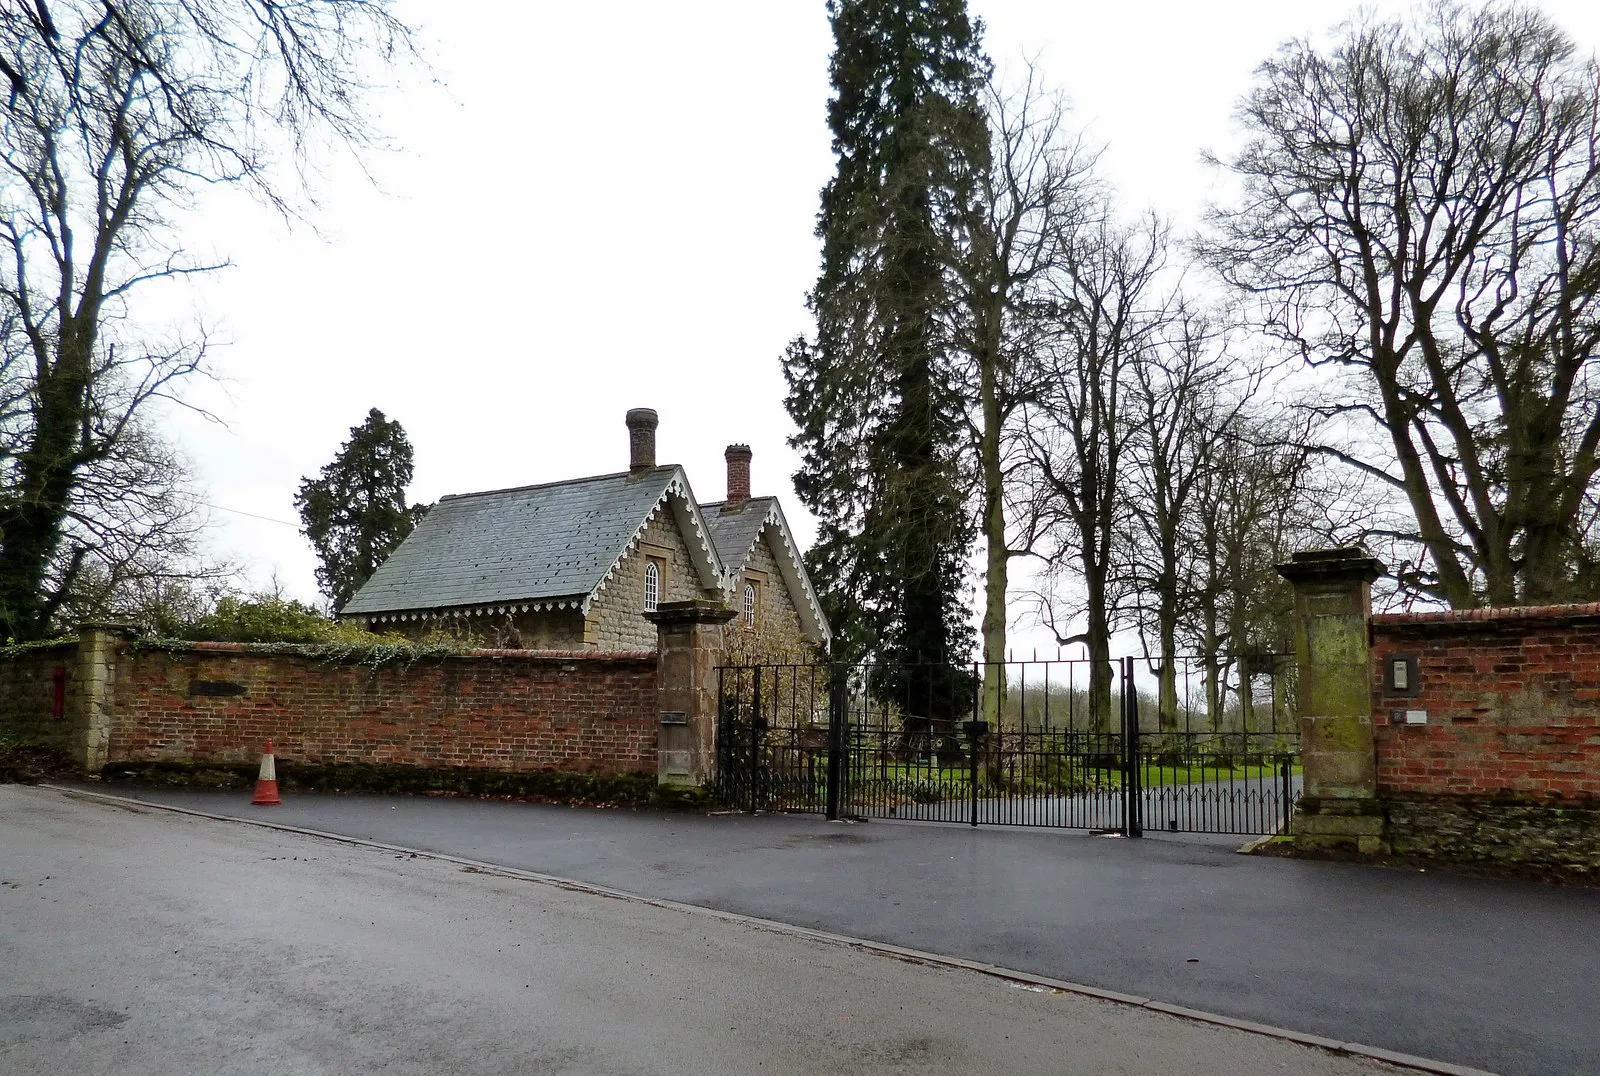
[626,408,658,472]
[724,444,752,510]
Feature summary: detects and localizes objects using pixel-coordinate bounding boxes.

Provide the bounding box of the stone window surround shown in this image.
[741,568,768,628]
[640,541,671,614]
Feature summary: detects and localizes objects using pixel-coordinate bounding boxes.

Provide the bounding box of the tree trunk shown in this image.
[1156,576,1180,731]
[1276,656,1295,735]
[1200,613,1224,734]
[1228,597,1255,734]
[0,321,94,640]
[1236,654,1255,735]
[978,311,1008,733]
[1084,581,1114,733]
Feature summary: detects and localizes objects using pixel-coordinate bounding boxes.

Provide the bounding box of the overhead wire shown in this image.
[201,502,299,528]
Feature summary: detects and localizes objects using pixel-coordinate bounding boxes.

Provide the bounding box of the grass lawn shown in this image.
[1135,759,1302,787]
[843,757,1300,801]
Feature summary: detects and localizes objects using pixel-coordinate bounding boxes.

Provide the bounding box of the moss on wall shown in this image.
[1386,793,1600,873]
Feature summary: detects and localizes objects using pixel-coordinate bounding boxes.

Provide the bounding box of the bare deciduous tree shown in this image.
[1183,418,1304,729]
[0,0,415,639]
[1123,306,1255,729]
[46,422,232,626]
[1206,0,1600,608]
[957,63,1099,731]
[1024,213,1169,729]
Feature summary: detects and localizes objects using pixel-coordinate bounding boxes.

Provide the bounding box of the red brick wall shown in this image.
[108,642,659,775]
[1370,604,1600,800]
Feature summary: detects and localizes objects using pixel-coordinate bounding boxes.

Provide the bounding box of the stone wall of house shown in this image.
[103,641,659,775]
[1368,603,1600,870]
[379,608,588,650]
[725,532,815,666]
[507,608,588,649]
[585,506,704,651]
[0,642,80,749]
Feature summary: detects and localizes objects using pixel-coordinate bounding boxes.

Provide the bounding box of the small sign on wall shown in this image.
[189,680,246,697]
[1385,653,1420,697]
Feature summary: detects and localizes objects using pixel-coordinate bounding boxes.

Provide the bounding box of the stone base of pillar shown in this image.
[1293,796,1389,855]
[656,723,699,787]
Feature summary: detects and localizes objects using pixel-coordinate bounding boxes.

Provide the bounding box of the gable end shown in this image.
[583,469,724,615]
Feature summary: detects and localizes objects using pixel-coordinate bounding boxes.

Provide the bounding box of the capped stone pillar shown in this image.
[646,598,735,786]
[74,621,128,772]
[1277,548,1387,854]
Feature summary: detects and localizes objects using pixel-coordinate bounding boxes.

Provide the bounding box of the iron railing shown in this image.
[715,655,1298,837]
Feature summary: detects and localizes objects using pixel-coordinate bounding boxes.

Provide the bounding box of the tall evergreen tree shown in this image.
[295,409,424,611]
[784,0,990,708]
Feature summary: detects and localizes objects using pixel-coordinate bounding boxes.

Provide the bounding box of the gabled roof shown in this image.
[342,466,724,618]
[702,496,831,647]
[702,496,779,571]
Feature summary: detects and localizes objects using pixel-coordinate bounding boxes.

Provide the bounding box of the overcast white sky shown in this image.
[162,0,1600,644]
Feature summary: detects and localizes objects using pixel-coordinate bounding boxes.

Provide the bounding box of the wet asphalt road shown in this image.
[0,785,1415,1076]
[69,783,1600,1076]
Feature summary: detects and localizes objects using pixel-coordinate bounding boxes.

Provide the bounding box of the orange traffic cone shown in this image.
[251,740,281,806]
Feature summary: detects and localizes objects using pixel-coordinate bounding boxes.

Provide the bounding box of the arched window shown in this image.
[644,561,660,612]
[743,581,757,626]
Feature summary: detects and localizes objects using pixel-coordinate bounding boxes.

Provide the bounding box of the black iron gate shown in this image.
[715,656,1299,837]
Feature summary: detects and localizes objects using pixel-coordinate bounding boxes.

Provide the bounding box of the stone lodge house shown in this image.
[341,409,830,658]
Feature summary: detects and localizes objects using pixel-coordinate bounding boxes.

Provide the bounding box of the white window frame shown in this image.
[743,581,757,627]
[644,560,660,612]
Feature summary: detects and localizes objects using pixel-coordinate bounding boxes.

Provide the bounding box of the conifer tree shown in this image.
[295,409,424,611]
[784,0,990,708]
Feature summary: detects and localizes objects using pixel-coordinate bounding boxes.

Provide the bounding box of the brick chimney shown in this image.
[626,408,658,472]
[724,444,752,511]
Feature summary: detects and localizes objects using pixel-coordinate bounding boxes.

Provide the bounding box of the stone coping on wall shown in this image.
[1371,602,1600,632]
[128,640,657,664]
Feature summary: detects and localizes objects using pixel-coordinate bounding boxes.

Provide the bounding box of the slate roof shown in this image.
[342,466,710,616]
[701,496,778,572]
[701,495,831,646]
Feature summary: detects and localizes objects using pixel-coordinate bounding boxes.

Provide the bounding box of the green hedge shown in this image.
[96,759,709,808]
